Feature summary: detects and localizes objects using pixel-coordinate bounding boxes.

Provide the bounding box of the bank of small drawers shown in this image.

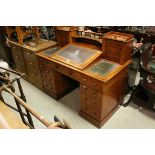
[106,40,122,49]
[38,58,56,93]
[80,84,102,120]
[10,43,27,75]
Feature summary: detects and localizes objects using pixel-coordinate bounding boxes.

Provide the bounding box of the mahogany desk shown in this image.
[36,43,131,128]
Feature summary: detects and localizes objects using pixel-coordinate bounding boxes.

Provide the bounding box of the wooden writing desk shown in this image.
[0,100,28,129]
[36,42,131,128]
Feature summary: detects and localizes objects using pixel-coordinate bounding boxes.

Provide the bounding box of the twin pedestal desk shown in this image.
[9,32,133,128]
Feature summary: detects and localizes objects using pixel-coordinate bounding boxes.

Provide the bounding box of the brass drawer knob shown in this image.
[83,85,87,89]
[83,79,86,82]
[93,82,96,86]
[29,62,32,66]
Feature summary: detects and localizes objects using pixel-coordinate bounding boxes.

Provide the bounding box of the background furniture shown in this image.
[55,26,78,47]
[123,43,155,110]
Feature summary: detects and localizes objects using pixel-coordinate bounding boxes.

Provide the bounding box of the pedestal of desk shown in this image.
[79,73,126,128]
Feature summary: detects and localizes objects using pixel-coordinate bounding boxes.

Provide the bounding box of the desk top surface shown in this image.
[37,43,131,83]
[0,100,28,129]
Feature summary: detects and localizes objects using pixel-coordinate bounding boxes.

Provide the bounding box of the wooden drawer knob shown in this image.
[93,102,97,105]
[55,65,59,69]
[84,97,88,101]
[68,70,72,75]
[93,93,96,97]
[93,112,97,116]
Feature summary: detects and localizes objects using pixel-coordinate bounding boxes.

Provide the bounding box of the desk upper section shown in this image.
[36,43,131,83]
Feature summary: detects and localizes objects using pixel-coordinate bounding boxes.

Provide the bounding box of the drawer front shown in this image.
[81,104,101,120]
[81,95,101,120]
[81,94,101,109]
[53,63,81,81]
[105,46,121,57]
[81,84,102,101]
[80,74,103,91]
[28,73,43,89]
[105,54,121,63]
[23,50,38,70]
[106,40,123,49]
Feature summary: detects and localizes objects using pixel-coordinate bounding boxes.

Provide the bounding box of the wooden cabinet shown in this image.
[55,26,78,47]
[9,43,28,78]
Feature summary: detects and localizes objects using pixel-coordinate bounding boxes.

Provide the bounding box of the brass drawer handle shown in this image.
[26,52,31,55]
[39,65,42,67]
[29,62,32,66]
